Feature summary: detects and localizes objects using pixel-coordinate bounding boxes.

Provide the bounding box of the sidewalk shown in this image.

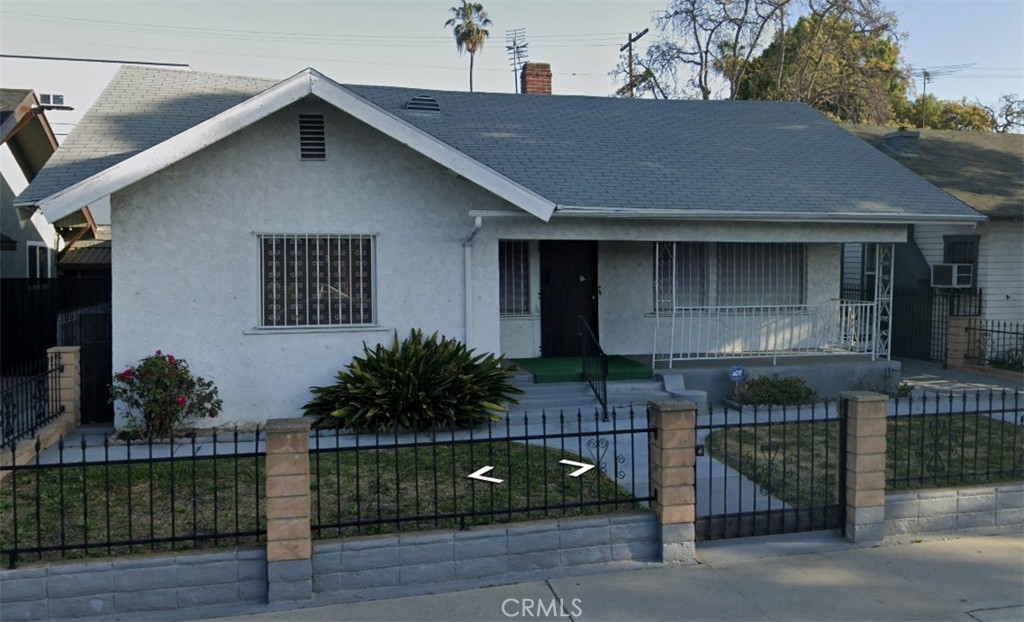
[208,533,1024,622]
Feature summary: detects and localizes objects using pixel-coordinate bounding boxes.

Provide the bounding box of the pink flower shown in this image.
[167,355,175,363]
[155,350,162,355]
[174,395,186,406]
[121,368,134,379]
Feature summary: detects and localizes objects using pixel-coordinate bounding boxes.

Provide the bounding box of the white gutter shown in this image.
[551,206,985,225]
[463,216,483,344]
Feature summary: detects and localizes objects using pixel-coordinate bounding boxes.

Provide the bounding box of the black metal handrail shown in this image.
[578,315,609,421]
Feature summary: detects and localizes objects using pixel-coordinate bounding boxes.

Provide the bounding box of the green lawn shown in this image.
[310,441,641,538]
[1,441,639,565]
[706,413,1023,508]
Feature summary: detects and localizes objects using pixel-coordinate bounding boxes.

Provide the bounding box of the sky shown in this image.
[0,0,1021,109]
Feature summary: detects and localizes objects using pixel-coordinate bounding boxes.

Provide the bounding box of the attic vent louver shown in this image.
[299,114,326,160]
[404,95,441,113]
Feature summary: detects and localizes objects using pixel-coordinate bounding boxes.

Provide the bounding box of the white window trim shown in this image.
[26,241,52,278]
[254,233,378,329]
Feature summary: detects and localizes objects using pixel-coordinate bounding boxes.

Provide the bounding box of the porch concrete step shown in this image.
[508,380,673,416]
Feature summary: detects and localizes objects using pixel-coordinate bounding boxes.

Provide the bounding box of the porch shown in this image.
[496,239,895,366]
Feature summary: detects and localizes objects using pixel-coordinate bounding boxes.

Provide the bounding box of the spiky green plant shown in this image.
[304,329,522,431]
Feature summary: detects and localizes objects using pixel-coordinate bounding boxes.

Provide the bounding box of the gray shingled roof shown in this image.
[19,66,982,222]
[846,125,1023,220]
[19,68,275,206]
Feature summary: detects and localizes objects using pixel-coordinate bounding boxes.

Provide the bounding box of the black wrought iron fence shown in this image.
[0,428,266,568]
[965,321,1024,372]
[887,390,1023,490]
[308,407,652,539]
[0,351,64,450]
[697,401,846,541]
[578,315,609,421]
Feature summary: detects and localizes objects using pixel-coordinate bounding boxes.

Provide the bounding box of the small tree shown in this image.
[110,351,222,439]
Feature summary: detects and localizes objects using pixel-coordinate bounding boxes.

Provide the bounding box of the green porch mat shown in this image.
[509,356,651,384]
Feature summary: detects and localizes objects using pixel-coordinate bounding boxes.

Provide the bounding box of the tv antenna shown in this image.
[506,28,529,93]
[908,64,975,127]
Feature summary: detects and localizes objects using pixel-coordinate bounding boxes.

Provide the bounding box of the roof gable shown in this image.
[19,67,556,222]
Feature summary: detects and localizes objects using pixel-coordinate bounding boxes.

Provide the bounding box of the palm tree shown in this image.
[444,1,492,92]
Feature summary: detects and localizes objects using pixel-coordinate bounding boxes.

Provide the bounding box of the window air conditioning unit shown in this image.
[931,263,973,288]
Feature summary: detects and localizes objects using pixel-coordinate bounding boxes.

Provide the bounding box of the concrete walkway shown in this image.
[206,533,1024,621]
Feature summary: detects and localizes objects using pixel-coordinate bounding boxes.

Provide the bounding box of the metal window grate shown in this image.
[499,240,530,315]
[404,95,441,113]
[259,234,374,327]
[299,114,326,160]
[655,242,804,309]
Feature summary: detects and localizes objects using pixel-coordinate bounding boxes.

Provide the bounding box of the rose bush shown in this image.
[110,350,222,438]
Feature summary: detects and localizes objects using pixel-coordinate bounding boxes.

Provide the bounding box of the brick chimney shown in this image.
[520,62,552,95]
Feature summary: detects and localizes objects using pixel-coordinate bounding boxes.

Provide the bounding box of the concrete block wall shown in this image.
[311,514,657,601]
[885,484,1024,541]
[0,548,266,621]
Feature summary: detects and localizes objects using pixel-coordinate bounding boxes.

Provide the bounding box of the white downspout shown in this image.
[464,216,483,344]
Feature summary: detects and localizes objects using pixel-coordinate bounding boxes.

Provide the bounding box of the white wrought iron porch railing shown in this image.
[652,300,878,367]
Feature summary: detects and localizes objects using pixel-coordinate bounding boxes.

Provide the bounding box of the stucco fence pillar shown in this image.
[946,315,981,369]
[841,391,888,546]
[265,418,313,602]
[647,400,697,563]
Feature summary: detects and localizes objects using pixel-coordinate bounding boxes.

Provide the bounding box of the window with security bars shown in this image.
[655,242,805,308]
[260,234,373,327]
[716,243,805,306]
[499,240,530,315]
[655,242,706,310]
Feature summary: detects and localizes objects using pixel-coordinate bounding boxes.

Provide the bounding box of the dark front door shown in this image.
[540,241,598,357]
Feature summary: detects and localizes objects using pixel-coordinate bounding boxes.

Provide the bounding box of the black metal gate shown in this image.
[60,310,113,424]
[891,287,983,363]
[696,402,845,541]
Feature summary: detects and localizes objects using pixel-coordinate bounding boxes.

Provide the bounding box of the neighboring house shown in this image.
[1,88,105,279]
[0,54,191,225]
[844,127,1023,324]
[1,89,60,278]
[16,65,983,425]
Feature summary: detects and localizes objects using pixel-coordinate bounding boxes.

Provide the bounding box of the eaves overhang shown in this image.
[551,205,987,225]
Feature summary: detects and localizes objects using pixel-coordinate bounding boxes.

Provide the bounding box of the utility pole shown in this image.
[921,70,930,129]
[619,28,648,98]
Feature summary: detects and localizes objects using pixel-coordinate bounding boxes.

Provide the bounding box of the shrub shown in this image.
[110,350,222,439]
[736,374,817,405]
[304,329,523,431]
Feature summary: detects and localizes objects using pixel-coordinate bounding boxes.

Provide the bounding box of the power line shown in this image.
[0,36,604,78]
[3,12,624,45]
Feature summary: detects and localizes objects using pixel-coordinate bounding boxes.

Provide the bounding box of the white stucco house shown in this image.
[844,126,1023,324]
[15,64,984,425]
